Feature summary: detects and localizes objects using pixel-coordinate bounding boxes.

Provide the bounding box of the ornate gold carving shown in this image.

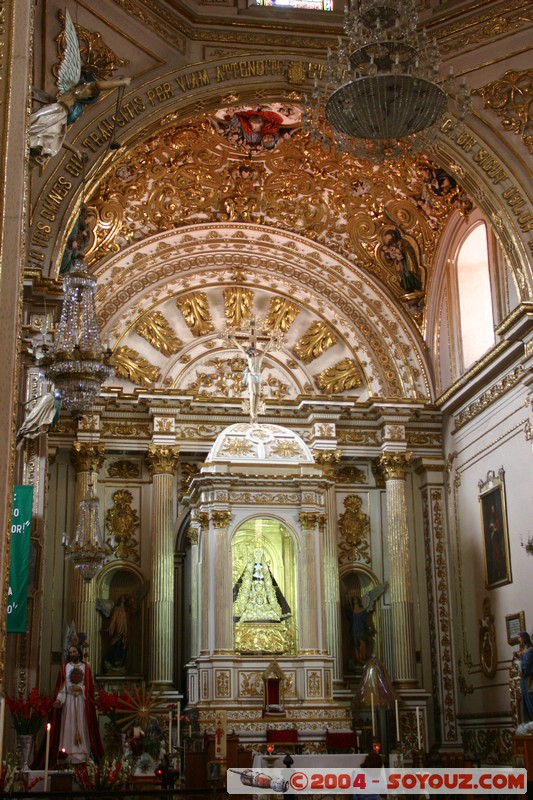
[215,670,231,697]
[145,444,180,475]
[220,438,254,456]
[107,459,140,478]
[307,671,322,696]
[70,442,105,473]
[239,672,263,697]
[371,459,385,488]
[293,321,337,364]
[313,449,341,478]
[55,10,129,81]
[176,292,214,336]
[461,727,513,766]
[316,358,363,394]
[114,346,161,387]
[105,489,140,561]
[338,495,371,565]
[479,597,498,679]
[223,287,255,327]
[234,621,293,654]
[270,441,302,458]
[211,510,231,528]
[197,511,210,532]
[473,69,533,154]
[264,297,299,333]
[180,462,200,496]
[453,367,524,430]
[338,430,380,446]
[379,451,412,480]
[135,311,182,356]
[336,464,367,484]
[229,492,300,505]
[101,420,151,439]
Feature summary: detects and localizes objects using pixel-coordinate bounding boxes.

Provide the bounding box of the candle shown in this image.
[168,709,172,753]
[370,692,376,736]
[177,701,181,748]
[44,723,51,791]
[395,699,400,743]
[0,696,5,771]
[189,723,192,738]
[416,707,421,750]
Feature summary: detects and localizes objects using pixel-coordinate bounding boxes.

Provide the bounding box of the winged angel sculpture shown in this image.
[345,581,388,666]
[29,10,130,165]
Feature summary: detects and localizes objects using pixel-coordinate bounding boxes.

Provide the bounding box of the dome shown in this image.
[205,422,314,465]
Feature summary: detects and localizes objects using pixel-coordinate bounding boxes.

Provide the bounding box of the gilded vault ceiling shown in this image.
[81,104,474,404]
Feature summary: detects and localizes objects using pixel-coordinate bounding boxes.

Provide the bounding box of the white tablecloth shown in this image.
[253,753,366,769]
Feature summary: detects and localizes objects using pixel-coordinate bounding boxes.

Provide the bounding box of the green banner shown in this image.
[7,485,33,634]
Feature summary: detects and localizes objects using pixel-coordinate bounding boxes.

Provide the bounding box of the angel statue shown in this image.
[345,581,388,666]
[29,9,131,165]
[16,390,61,449]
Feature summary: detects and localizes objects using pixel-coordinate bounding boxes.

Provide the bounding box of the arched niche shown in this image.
[95,563,148,678]
[339,566,383,680]
[231,516,297,656]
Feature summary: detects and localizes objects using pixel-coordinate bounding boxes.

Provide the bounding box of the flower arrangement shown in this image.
[5,688,55,736]
[96,688,129,732]
[0,755,17,794]
[74,756,133,792]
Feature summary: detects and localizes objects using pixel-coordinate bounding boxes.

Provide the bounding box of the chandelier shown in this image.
[42,258,113,419]
[304,0,470,159]
[63,484,111,581]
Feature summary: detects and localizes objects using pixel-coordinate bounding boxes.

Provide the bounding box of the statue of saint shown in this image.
[233,547,290,622]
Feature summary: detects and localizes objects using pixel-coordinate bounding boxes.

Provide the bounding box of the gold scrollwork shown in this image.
[316,358,363,394]
[293,321,337,364]
[215,670,231,697]
[224,287,255,327]
[107,459,140,478]
[135,311,182,356]
[176,292,214,336]
[473,69,533,154]
[105,489,140,562]
[264,297,299,333]
[114,346,161,387]
[338,495,371,565]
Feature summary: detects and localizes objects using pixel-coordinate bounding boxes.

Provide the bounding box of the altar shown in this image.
[252,753,367,769]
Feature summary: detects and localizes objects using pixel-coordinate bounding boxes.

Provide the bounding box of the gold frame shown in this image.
[479,469,512,590]
[506,611,526,646]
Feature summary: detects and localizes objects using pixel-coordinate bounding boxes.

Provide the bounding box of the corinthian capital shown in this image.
[312,449,341,478]
[145,444,180,475]
[379,451,412,481]
[211,510,231,529]
[70,442,105,473]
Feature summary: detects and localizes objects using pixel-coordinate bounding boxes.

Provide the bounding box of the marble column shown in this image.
[187,526,200,660]
[379,451,418,686]
[146,444,179,688]
[70,443,106,669]
[210,511,233,654]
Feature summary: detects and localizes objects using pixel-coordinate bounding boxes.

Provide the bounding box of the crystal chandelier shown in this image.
[63,484,111,582]
[304,0,470,159]
[42,257,113,419]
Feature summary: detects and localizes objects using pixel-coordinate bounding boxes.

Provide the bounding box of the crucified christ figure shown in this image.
[229,337,275,423]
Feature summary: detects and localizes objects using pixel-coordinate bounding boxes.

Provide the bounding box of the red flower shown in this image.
[5,689,55,735]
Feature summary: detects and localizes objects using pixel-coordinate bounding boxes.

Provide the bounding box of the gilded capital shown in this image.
[197,511,209,532]
[312,449,341,478]
[299,511,320,530]
[70,442,105,473]
[146,444,180,475]
[211,510,231,529]
[187,527,199,545]
[379,451,412,481]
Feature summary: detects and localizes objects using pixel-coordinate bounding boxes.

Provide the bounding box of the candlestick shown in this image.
[370,692,376,736]
[189,723,192,738]
[177,701,181,748]
[44,723,51,791]
[168,709,172,753]
[416,707,421,750]
[0,696,5,771]
[395,698,400,742]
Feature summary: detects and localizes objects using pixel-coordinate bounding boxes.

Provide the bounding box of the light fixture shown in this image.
[63,484,111,581]
[42,257,113,420]
[304,0,470,160]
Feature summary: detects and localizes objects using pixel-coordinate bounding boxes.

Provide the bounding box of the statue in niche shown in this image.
[341,573,387,672]
[96,581,148,673]
[479,597,497,678]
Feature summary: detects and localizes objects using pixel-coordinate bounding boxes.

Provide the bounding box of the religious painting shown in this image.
[506,611,526,646]
[479,468,512,590]
[212,104,302,155]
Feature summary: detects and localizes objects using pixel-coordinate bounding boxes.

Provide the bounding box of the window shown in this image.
[456,221,494,369]
[255,0,332,9]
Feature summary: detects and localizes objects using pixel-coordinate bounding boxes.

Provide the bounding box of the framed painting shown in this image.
[479,468,512,590]
[506,611,525,646]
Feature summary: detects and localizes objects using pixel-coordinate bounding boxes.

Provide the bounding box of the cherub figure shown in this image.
[29,10,130,165]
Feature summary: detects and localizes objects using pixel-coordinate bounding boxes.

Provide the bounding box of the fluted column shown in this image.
[146,444,180,688]
[298,512,323,654]
[187,525,199,659]
[211,511,233,653]
[70,443,105,668]
[380,451,417,686]
[313,451,343,682]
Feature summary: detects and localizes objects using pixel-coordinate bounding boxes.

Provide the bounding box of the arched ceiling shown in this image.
[81,104,476,406]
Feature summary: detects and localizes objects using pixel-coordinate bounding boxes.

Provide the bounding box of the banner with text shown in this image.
[7,485,33,633]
